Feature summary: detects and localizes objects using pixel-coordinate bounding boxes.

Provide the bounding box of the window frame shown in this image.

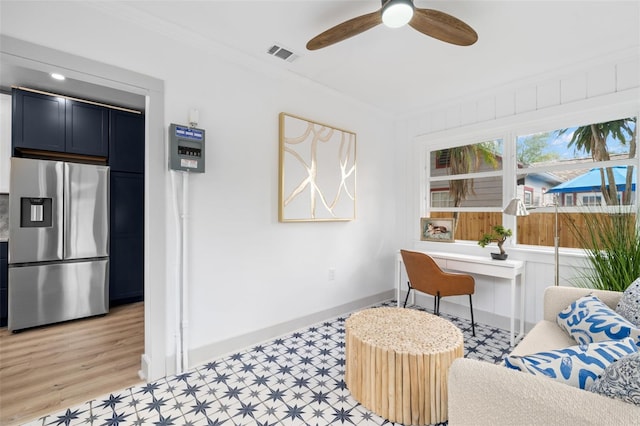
[416,98,640,248]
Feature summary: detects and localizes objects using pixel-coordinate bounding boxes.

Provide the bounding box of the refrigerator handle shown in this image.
[63,162,70,259]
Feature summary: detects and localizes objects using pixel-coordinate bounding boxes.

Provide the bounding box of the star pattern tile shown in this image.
[24,300,512,426]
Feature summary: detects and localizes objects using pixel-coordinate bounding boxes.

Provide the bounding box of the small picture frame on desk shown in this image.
[420,217,455,242]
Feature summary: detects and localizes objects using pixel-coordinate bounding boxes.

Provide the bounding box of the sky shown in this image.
[518,118,636,162]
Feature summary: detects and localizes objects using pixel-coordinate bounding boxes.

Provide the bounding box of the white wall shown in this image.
[0,93,10,193]
[0,2,398,377]
[162,45,399,364]
[398,48,640,329]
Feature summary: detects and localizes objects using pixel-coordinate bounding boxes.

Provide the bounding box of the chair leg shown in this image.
[469,294,476,337]
[403,282,412,308]
[435,292,441,316]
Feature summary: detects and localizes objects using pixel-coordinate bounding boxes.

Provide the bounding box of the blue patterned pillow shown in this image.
[504,338,638,389]
[557,295,640,346]
[588,352,640,406]
[616,278,640,327]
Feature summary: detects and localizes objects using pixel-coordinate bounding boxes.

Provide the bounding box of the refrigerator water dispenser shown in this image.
[20,198,52,227]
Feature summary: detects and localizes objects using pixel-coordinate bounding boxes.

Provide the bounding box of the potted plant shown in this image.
[478,225,512,260]
[566,207,640,292]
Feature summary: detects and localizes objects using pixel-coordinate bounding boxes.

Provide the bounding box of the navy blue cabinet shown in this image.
[66,99,109,156]
[12,89,66,153]
[12,88,108,157]
[109,110,144,173]
[1,242,7,327]
[109,172,144,305]
[109,109,145,305]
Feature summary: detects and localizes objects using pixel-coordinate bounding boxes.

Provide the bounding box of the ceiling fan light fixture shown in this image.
[381,0,414,28]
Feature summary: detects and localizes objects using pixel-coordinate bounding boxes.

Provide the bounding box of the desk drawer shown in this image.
[445,259,515,279]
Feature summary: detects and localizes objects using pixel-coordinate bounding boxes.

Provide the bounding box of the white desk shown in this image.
[396,250,526,346]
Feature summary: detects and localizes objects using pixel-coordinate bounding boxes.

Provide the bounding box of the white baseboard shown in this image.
[139,353,150,381]
[161,289,531,377]
[167,290,395,374]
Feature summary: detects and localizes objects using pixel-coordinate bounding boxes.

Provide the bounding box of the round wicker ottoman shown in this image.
[345,307,464,425]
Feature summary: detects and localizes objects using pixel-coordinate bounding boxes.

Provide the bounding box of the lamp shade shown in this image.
[503,198,529,216]
[381,0,414,28]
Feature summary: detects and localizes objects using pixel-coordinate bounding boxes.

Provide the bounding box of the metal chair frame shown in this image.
[403,285,475,336]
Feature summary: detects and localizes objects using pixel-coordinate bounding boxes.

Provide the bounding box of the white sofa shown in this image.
[448,286,640,425]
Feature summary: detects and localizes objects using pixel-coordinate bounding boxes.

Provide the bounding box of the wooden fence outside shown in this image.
[429,211,636,249]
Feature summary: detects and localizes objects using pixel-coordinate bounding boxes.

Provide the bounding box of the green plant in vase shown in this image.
[478,225,512,260]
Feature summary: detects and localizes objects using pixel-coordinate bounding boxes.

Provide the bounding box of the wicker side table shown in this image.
[345,307,464,425]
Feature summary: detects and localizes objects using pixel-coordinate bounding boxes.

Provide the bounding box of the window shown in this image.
[424,116,637,248]
[582,195,602,206]
[514,117,636,248]
[429,139,503,206]
[435,150,451,169]
[565,194,575,206]
[431,190,453,207]
[426,139,503,241]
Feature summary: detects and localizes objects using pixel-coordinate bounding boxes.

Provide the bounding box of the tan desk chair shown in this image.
[400,249,476,336]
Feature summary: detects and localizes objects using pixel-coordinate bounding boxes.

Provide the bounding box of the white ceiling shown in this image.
[119,0,640,115]
[1,1,639,116]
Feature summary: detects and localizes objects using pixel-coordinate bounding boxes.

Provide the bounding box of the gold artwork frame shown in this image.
[279,113,356,222]
[420,218,455,242]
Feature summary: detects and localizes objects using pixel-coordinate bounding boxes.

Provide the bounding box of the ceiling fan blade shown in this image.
[307,10,382,50]
[409,9,478,46]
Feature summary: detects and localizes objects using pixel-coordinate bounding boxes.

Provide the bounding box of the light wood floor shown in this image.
[0,302,144,426]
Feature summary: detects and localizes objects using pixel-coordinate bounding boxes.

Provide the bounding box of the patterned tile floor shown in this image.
[25,301,513,426]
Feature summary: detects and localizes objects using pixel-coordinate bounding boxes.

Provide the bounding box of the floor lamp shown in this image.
[554,194,560,286]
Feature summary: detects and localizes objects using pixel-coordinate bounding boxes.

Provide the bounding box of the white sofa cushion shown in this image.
[510,320,576,357]
[448,358,640,426]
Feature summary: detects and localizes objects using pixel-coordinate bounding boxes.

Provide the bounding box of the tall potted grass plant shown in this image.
[565,207,640,292]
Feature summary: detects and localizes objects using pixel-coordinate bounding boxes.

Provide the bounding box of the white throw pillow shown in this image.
[504,338,638,389]
[557,295,640,346]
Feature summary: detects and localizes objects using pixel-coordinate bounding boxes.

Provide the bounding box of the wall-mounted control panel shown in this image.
[169,123,205,173]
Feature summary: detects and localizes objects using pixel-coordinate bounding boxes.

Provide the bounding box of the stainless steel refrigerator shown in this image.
[8,157,109,331]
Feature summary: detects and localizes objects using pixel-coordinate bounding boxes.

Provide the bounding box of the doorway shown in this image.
[0,35,167,381]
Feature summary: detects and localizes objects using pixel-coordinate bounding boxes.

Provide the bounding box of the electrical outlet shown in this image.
[328,268,336,281]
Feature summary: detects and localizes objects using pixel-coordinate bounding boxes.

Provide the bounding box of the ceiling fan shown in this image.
[306,0,478,50]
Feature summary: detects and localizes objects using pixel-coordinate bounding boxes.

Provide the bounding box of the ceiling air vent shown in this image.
[267,44,299,63]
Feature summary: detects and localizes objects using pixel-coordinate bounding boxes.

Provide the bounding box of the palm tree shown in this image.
[441,142,499,225]
[559,118,636,205]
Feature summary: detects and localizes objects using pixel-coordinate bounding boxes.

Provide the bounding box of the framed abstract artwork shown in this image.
[420,218,455,242]
[279,113,356,222]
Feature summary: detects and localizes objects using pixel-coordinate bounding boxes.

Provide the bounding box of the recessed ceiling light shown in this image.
[50,73,65,81]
